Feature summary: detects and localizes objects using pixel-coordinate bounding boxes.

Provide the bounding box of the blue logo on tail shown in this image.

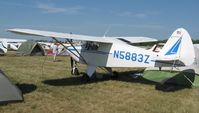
[165,37,182,55]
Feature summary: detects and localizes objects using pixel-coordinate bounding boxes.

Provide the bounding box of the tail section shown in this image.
[158,28,195,66]
[0,41,8,54]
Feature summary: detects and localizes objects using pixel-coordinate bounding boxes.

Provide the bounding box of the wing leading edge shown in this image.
[7,28,157,44]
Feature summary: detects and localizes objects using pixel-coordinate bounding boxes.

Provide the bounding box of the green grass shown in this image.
[0,52,199,113]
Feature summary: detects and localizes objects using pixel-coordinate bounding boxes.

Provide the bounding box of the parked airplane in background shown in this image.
[0,38,27,54]
[8,28,195,80]
[38,41,71,55]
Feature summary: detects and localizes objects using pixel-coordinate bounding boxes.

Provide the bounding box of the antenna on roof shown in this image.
[69,32,73,42]
[103,25,111,38]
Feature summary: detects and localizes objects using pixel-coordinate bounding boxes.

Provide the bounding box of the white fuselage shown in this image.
[67,42,158,68]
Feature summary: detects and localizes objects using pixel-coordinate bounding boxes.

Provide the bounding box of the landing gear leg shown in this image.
[81,65,96,82]
[71,57,80,75]
[71,66,79,75]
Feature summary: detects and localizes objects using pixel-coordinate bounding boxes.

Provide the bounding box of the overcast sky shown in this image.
[0,0,198,40]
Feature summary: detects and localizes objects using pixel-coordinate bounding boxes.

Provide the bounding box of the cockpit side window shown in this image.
[83,42,99,50]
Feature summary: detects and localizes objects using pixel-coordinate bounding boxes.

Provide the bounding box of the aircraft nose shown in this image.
[67,46,82,52]
[67,46,75,51]
[66,46,82,62]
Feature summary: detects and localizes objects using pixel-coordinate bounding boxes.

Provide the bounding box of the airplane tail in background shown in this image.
[157,28,195,66]
[0,41,8,54]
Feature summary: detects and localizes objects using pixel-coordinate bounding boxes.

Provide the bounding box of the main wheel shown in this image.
[74,68,79,75]
[111,71,119,79]
[71,67,80,75]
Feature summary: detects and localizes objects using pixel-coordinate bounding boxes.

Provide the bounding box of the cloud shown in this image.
[118,11,147,19]
[0,1,33,8]
[134,13,147,18]
[118,11,132,17]
[37,3,83,14]
[105,24,164,29]
[118,11,158,19]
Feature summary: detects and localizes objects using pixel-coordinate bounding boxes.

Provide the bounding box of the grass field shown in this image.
[0,53,199,113]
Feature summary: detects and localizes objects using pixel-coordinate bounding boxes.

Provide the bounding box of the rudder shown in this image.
[158,28,195,66]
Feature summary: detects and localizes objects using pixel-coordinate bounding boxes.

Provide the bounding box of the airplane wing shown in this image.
[7,29,113,43]
[0,38,27,43]
[114,36,157,43]
[7,28,157,44]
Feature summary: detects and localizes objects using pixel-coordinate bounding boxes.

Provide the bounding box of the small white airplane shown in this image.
[8,28,195,80]
[0,38,27,54]
[38,42,71,55]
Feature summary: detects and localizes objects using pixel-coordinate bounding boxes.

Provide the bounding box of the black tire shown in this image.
[71,68,80,75]
[81,74,90,82]
[74,68,80,75]
[111,71,119,79]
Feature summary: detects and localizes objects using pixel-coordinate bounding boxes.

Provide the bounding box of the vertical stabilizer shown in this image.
[158,28,195,66]
[0,41,8,54]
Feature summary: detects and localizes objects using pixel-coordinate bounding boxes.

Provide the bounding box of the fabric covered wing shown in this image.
[7,29,113,43]
[115,37,158,43]
[8,28,158,44]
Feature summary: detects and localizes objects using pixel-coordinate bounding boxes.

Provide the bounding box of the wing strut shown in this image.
[51,37,87,64]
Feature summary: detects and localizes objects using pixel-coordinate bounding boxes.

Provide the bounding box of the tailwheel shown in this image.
[71,67,80,75]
